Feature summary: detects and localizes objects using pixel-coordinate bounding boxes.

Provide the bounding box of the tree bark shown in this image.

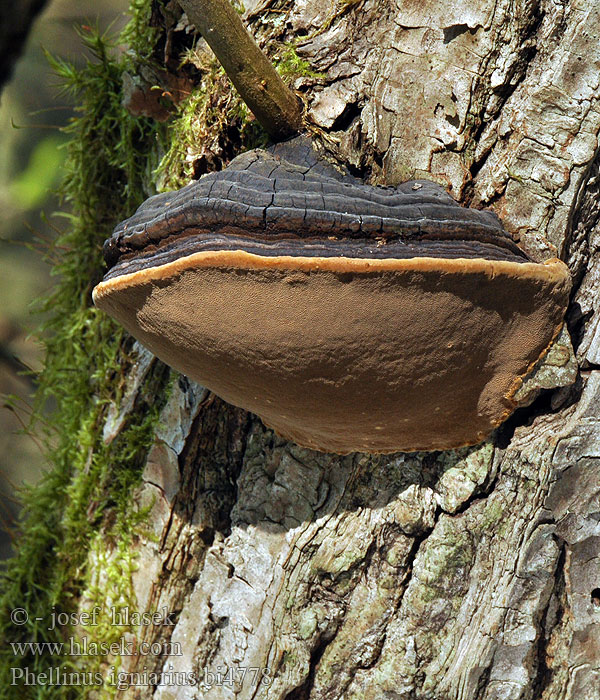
[86,1,600,699]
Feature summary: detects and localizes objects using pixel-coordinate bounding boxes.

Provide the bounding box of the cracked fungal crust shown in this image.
[102,139,526,279]
[94,139,571,453]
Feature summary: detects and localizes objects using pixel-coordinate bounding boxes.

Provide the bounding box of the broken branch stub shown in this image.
[178,0,302,141]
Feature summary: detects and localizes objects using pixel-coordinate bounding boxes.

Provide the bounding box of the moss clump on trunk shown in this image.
[0,1,319,695]
[0,19,170,700]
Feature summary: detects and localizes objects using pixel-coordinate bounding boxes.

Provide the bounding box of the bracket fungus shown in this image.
[92,138,571,454]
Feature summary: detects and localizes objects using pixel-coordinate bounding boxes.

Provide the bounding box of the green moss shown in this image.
[0,21,170,700]
[119,0,166,62]
[275,43,325,81]
[155,57,267,190]
[0,2,280,695]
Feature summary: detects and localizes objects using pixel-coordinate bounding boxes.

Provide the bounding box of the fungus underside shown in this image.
[95,137,569,454]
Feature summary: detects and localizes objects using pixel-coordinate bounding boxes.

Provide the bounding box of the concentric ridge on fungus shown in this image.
[93,137,571,454]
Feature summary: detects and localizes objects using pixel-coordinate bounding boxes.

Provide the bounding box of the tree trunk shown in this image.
[15,1,600,699]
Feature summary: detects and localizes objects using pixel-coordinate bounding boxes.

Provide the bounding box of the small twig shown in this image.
[178,0,303,141]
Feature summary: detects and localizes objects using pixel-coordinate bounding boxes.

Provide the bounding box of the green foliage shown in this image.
[0,23,170,700]
[10,135,67,210]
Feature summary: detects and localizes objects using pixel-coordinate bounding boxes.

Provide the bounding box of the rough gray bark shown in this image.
[89,1,600,698]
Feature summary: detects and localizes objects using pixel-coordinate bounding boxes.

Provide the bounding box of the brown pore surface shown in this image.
[93,251,571,454]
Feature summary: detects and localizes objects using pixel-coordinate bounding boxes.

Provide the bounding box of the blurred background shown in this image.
[0,0,129,559]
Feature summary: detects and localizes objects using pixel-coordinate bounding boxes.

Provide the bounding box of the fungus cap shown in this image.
[93,139,571,454]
